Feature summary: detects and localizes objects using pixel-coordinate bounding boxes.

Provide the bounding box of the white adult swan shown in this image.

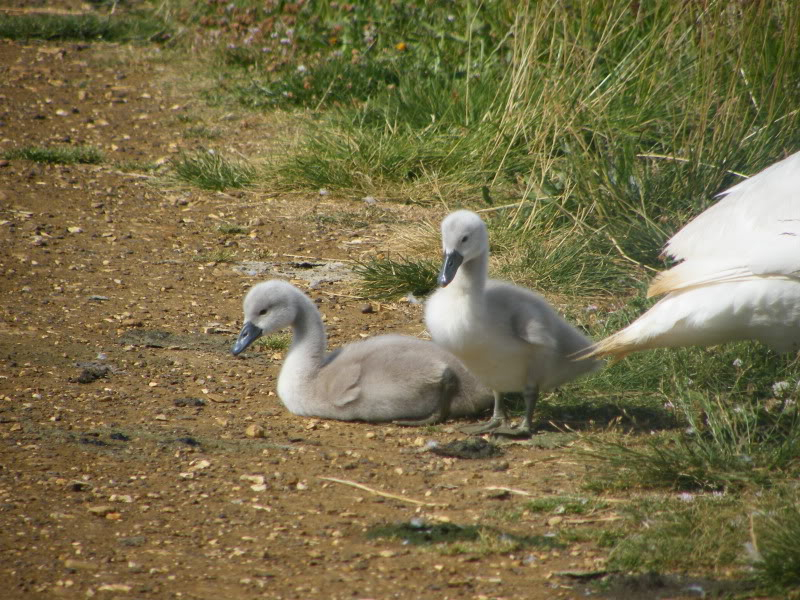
[425,210,602,436]
[587,150,800,360]
[232,280,493,423]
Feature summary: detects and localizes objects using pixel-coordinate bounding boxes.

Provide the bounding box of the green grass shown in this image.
[172,150,257,191]
[607,495,747,573]
[254,333,291,352]
[3,145,103,165]
[752,498,800,589]
[0,12,168,42]
[585,399,800,492]
[217,223,248,235]
[354,256,438,300]
[525,495,609,516]
[366,520,561,557]
[183,125,222,140]
[116,159,158,172]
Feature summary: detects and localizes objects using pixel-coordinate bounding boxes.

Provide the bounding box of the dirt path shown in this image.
[0,33,724,600]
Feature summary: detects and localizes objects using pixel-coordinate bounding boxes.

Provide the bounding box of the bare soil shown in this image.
[0,33,742,600]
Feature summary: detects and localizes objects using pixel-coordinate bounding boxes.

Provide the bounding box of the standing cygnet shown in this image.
[425,210,602,436]
[232,280,493,423]
[586,150,800,360]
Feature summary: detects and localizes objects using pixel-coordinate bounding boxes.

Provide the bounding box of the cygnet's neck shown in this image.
[278,292,327,405]
[450,250,488,297]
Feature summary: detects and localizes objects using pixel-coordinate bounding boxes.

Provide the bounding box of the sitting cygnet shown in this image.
[232,280,493,423]
[425,210,602,436]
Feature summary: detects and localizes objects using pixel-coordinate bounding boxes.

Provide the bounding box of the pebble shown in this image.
[87,505,114,516]
[97,584,132,593]
[240,474,265,485]
[244,424,265,438]
[360,304,374,314]
[64,559,98,571]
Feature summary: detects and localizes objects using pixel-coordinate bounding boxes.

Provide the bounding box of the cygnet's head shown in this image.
[232,280,298,356]
[438,210,489,286]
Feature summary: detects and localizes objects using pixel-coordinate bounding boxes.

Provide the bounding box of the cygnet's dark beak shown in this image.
[232,321,263,356]
[438,250,464,287]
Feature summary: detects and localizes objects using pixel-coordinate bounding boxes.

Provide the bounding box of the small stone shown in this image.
[64,559,98,571]
[173,397,205,408]
[67,226,83,233]
[244,424,265,438]
[154,414,167,421]
[87,505,114,516]
[118,536,146,547]
[360,304,374,314]
[240,474,265,485]
[97,584,132,593]
[378,550,396,558]
[110,494,133,503]
[547,516,563,527]
[68,480,91,492]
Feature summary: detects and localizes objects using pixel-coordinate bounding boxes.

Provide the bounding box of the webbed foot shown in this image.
[393,414,445,427]
[459,418,508,435]
[490,422,532,438]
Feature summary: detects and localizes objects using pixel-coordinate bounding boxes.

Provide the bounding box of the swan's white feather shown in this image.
[589,150,800,359]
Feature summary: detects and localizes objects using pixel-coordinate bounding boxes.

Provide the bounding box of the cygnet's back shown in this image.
[313,334,491,422]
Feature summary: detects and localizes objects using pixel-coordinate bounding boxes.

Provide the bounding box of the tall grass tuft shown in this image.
[354,256,438,300]
[172,150,257,191]
[586,387,800,491]
[752,500,800,589]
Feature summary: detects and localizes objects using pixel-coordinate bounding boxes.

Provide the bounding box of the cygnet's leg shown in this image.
[492,383,538,437]
[393,366,457,427]
[459,390,509,434]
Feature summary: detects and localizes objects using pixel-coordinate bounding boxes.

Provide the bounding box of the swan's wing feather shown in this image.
[665,151,800,263]
[649,235,800,297]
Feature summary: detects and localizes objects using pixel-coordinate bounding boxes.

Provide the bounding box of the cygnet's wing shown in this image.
[316,357,363,408]
[487,282,558,349]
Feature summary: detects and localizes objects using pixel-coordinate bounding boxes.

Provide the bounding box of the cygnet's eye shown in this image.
[258,308,267,316]
[461,235,469,244]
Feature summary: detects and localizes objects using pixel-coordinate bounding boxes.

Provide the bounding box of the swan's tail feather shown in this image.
[648,263,753,298]
[578,330,638,362]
